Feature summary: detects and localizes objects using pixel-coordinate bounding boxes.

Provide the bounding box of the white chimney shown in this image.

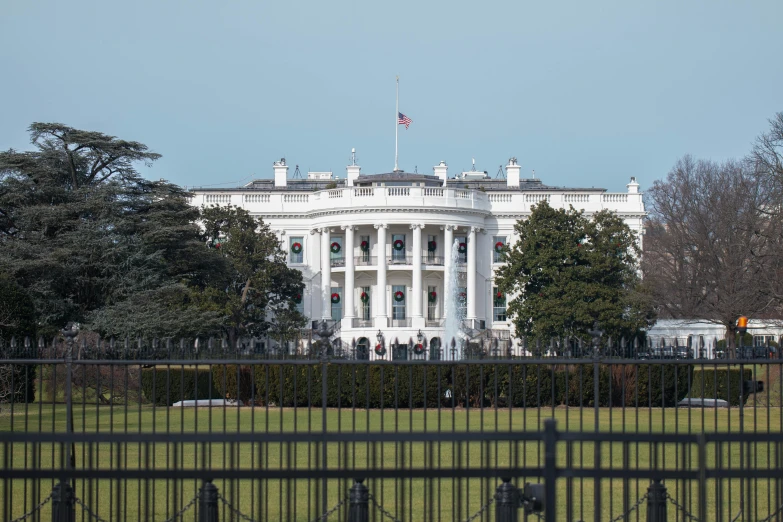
[627,176,640,194]
[505,157,520,188]
[273,158,288,187]
[346,148,361,186]
[433,161,448,186]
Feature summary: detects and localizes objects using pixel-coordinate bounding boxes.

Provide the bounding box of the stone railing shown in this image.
[192,187,643,215]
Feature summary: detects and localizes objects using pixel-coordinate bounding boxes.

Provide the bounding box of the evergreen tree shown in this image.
[199,205,307,346]
[495,201,654,341]
[0,123,224,337]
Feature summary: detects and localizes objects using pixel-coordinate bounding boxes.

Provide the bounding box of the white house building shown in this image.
[190,154,645,359]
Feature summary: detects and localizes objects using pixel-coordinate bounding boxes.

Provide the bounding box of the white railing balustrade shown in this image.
[488,193,512,203]
[455,190,471,199]
[354,188,374,197]
[525,194,550,203]
[283,194,309,203]
[244,194,270,203]
[424,188,444,197]
[328,190,343,199]
[387,187,410,196]
[602,194,628,203]
[563,194,590,203]
[205,194,232,204]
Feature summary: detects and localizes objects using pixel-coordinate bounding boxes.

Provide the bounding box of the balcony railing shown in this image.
[422,256,444,266]
[388,256,412,266]
[354,256,377,266]
[390,318,412,327]
[425,319,444,327]
[330,257,345,268]
[352,318,373,328]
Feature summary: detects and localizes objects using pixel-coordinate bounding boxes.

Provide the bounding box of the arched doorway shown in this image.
[356,337,369,360]
[429,337,441,360]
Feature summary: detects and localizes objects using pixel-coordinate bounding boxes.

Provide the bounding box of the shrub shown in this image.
[140,367,220,406]
[689,367,753,406]
[211,365,255,403]
[0,364,36,404]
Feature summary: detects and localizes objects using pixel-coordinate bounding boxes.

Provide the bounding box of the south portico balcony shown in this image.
[331,255,446,269]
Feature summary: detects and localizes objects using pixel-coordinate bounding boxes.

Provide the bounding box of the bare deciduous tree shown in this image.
[642,156,780,351]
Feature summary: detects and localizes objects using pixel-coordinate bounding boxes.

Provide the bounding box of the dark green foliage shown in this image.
[495,201,655,340]
[689,367,753,406]
[250,364,449,408]
[0,274,36,340]
[140,368,220,406]
[211,365,255,403]
[0,123,226,337]
[199,205,307,345]
[243,363,693,409]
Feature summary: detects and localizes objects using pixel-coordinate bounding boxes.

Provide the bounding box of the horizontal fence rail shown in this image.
[2,335,783,521]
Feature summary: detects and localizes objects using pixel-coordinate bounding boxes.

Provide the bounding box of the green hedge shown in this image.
[689,368,752,406]
[140,368,220,406]
[213,363,693,409]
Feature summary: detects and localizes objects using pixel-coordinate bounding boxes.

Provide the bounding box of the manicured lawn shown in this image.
[2,405,782,521]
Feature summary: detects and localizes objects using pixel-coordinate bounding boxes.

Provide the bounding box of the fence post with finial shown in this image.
[495,478,519,522]
[646,479,667,522]
[198,480,219,522]
[51,480,75,522]
[347,479,369,522]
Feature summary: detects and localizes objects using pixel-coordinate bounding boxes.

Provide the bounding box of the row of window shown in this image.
[288,235,508,264]
[310,286,507,322]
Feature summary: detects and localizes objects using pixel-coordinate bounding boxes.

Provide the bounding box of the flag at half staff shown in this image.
[398,112,412,129]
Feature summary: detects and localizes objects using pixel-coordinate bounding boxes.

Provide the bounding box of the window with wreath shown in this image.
[289,236,304,264]
[391,234,406,262]
[427,234,437,262]
[361,286,371,320]
[493,286,507,322]
[392,285,406,320]
[457,286,467,318]
[330,237,343,265]
[294,288,305,316]
[427,285,437,320]
[493,235,507,264]
[330,287,342,321]
[455,236,467,263]
[359,235,371,263]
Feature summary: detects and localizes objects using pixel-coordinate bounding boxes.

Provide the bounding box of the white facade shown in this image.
[191,156,645,359]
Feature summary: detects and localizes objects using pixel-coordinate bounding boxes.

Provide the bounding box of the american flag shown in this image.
[398,112,412,129]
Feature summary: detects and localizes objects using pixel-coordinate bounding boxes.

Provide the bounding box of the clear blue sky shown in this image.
[1,1,780,192]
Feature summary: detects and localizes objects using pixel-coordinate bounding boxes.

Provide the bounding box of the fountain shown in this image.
[443,239,466,360]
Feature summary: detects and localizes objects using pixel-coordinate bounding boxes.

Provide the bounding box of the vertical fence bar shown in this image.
[543,418,556,522]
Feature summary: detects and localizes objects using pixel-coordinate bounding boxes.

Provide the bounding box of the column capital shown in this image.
[340,225,356,231]
[409,223,424,230]
[470,226,485,234]
[440,224,458,231]
[309,229,319,235]
[373,224,388,230]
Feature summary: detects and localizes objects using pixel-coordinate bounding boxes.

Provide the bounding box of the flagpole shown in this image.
[394,75,399,172]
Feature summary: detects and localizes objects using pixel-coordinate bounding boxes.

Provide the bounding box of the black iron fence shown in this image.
[2,335,783,520]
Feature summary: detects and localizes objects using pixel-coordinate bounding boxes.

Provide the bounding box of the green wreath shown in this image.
[330,242,341,254]
[360,292,370,303]
[360,240,370,252]
[494,241,504,253]
[331,293,340,304]
[394,290,405,302]
[393,239,405,251]
[291,242,303,254]
[427,240,437,251]
[458,242,467,254]
[428,291,437,303]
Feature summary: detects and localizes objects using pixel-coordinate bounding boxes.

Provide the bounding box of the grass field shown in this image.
[2,404,783,521]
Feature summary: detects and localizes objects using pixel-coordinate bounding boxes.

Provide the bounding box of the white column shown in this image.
[411,224,424,328]
[343,225,356,326]
[374,224,388,327]
[443,225,454,315]
[321,228,331,320]
[467,226,477,320]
